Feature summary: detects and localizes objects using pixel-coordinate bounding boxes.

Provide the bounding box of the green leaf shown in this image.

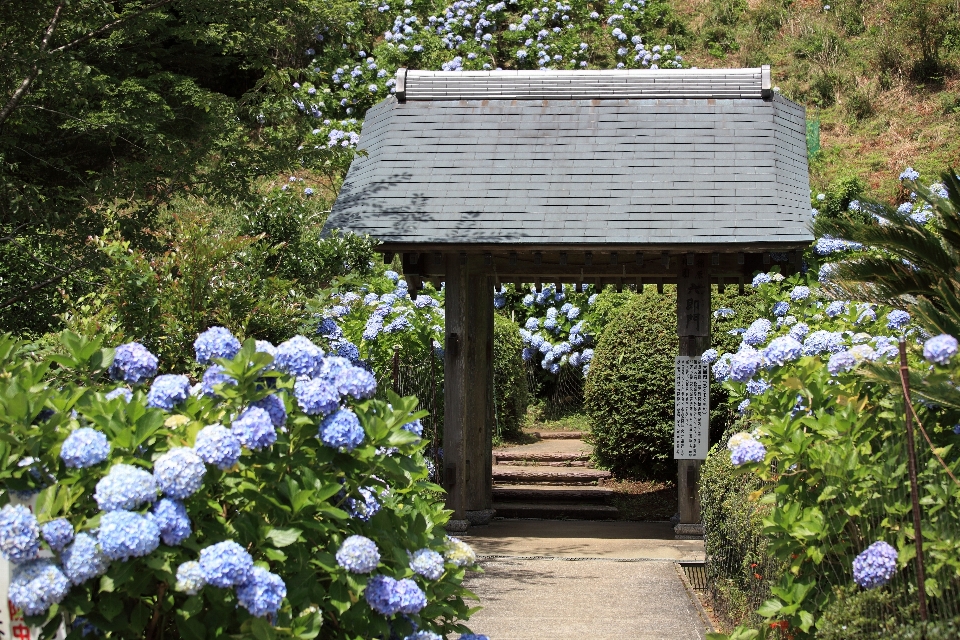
[98,594,124,621]
[176,615,206,640]
[266,527,302,547]
[250,617,277,640]
[756,599,783,617]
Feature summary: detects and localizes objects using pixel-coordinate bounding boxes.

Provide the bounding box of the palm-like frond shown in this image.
[814,169,960,337]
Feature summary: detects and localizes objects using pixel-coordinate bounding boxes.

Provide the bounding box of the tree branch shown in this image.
[0,273,67,311]
[50,0,178,55]
[0,2,65,128]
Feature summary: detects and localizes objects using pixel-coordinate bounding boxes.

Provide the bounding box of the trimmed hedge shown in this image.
[493,313,529,441]
[585,287,679,479]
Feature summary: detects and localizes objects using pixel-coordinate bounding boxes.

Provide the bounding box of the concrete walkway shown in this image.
[460,520,710,640]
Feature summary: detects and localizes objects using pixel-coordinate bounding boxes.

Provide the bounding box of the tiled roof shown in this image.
[325,67,813,249]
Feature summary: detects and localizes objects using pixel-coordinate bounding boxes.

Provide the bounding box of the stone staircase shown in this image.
[492,431,619,520]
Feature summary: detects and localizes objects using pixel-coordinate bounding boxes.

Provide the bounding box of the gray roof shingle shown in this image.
[325,67,814,249]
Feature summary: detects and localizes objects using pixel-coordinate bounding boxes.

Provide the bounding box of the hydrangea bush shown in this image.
[0,329,483,639]
[705,270,960,639]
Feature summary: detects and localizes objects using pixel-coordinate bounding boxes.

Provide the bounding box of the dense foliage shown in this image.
[0,329,483,639]
[492,314,529,441]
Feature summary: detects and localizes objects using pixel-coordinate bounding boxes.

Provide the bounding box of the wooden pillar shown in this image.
[676,256,711,528]
[443,254,495,532]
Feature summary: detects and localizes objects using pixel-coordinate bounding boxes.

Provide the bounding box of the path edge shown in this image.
[674,562,716,636]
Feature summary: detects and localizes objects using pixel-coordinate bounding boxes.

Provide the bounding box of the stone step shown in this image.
[493,485,613,505]
[494,451,588,463]
[492,502,619,520]
[497,460,590,467]
[528,430,587,440]
[492,465,611,485]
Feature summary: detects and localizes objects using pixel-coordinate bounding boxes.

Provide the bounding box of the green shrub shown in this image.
[845,87,874,121]
[493,314,529,441]
[585,288,678,480]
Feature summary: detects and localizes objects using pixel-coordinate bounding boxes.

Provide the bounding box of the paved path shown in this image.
[460,520,710,640]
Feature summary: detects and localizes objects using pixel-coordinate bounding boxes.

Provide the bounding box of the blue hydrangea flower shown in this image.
[737,399,751,415]
[154,447,205,499]
[295,378,339,416]
[199,540,254,588]
[414,295,437,309]
[337,366,377,399]
[459,635,490,640]
[524,317,539,331]
[772,301,790,317]
[743,319,772,346]
[363,315,384,341]
[98,510,160,560]
[886,309,910,329]
[237,567,287,617]
[396,578,427,614]
[714,308,735,319]
[176,561,206,595]
[318,317,343,339]
[41,519,74,553]
[106,387,133,402]
[568,352,581,367]
[789,322,810,342]
[0,504,40,563]
[147,374,191,410]
[746,379,770,395]
[336,535,380,573]
[109,342,159,384]
[730,439,766,466]
[319,409,365,451]
[232,406,277,451]
[194,327,241,364]
[252,394,287,428]
[828,350,857,375]
[194,424,241,470]
[405,633,442,640]
[789,286,810,301]
[711,353,732,382]
[700,349,718,364]
[201,365,237,397]
[404,418,423,437]
[924,334,958,365]
[851,344,878,363]
[336,340,361,362]
[410,548,444,580]
[384,270,400,283]
[365,575,402,615]
[752,273,771,286]
[825,301,848,318]
[61,533,109,585]
[315,356,351,387]
[255,340,277,359]
[152,498,192,546]
[60,427,111,468]
[803,330,844,355]
[763,336,803,366]
[94,463,157,511]
[275,336,325,377]
[729,347,762,382]
[347,487,380,521]
[9,558,70,616]
[853,541,898,589]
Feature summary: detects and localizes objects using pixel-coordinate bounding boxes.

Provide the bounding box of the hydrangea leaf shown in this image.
[265,527,302,548]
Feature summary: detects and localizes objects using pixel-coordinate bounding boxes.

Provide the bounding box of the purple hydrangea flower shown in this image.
[194,327,241,364]
[0,504,40,563]
[232,406,277,451]
[237,567,286,617]
[61,533,108,585]
[152,498,192,546]
[295,378,339,416]
[109,342,159,384]
[201,365,237,397]
[41,519,74,553]
[396,578,427,614]
[60,428,111,468]
[828,350,857,375]
[336,535,380,573]
[365,575,403,615]
[252,394,287,428]
[274,336,325,377]
[729,347,762,382]
[194,424,241,470]
[730,439,766,466]
[94,463,157,511]
[154,447,205,499]
[319,409,365,451]
[853,541,898,589]
[763,336,803,366]
[923,334,958,365]
[147,375,191,410]
[9,559,70,616]
[318,317,343,340]
[199,540,254,588]
[98,510,160,560]
[336,340,361,362]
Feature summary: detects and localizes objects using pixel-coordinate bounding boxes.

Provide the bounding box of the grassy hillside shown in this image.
[668,0,960,200]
